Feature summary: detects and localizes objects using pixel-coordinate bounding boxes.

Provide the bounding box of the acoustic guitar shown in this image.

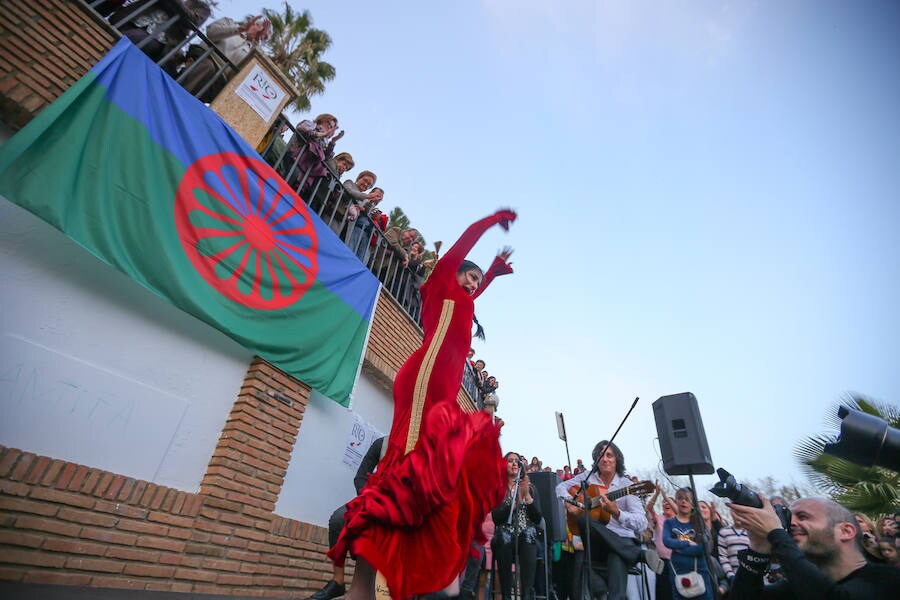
[566,480,654,535]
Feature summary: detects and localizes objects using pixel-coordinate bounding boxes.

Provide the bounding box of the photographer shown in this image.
[727,495,899,599]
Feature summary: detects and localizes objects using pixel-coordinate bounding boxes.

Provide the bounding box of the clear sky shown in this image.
[221,0,900,491]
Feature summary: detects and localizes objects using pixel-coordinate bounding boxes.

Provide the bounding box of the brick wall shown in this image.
[0,359,341,596]
[0,0,117,129]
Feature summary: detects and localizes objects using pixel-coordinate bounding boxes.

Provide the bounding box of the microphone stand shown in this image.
[577,397,639,600]
[688,473,721,600]
[508,459,526,600]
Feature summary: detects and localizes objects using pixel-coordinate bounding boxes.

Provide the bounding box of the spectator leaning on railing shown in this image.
[382,227,420,268]
[107,0,211,65]
[328,152,355,179]
[181,14,272,102]
[347,186,385,264]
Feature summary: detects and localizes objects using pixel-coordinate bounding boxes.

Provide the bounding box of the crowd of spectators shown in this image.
[468,349,506,407]
[510,454,589,482]
[462,458,900,600]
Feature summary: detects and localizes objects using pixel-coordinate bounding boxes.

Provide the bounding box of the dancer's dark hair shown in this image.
[458,260,486,339]
[458,260,483,277]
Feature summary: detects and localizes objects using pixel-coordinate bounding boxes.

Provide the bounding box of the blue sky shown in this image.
[222,0,899,490]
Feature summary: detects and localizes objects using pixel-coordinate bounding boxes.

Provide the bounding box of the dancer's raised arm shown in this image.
[473,247,514,299]
[431,209,516,282]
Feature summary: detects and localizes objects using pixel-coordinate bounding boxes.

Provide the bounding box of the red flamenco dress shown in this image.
[328,210,516,599]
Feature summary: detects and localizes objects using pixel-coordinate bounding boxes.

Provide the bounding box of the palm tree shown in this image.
[388,207,411,231]
[795,394,900,517]
[262,3,336,111]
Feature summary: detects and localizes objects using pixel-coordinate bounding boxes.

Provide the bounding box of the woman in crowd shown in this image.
[181,14,272,102]
[697,501,723,549]
[697,500,727,596]
[492,452,543,600]
[291,113,343,192]
[646,485,675,600]
[108,0,211,65]
[328,209,517,600]
[855,513,883,562]
[663,488,714,600]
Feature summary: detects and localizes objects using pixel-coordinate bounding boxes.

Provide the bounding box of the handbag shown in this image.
[674,558,706,598]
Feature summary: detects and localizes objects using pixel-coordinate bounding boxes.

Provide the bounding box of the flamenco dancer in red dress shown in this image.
[328,209,518,600]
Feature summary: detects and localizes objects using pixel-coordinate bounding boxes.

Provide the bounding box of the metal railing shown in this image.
[257,117,427,321]
[83,0,239,101]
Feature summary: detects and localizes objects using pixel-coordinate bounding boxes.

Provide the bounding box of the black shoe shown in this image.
[309,580,346,600]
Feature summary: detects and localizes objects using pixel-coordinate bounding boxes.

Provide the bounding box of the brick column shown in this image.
[200,358,310,518]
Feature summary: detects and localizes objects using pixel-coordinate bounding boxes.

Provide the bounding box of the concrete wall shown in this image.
[0,197,253,492]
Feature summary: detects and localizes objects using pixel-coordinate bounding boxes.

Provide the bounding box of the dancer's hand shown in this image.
[488,247,514,277]
[494,209,517,231]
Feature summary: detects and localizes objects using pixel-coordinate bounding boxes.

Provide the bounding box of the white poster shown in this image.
[235,64,284,122]
[342,413,385,471]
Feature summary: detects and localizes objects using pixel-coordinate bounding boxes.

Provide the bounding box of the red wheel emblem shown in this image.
[174,152,318,309]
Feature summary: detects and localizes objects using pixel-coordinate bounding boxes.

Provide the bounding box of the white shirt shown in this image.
[555,469,647,540]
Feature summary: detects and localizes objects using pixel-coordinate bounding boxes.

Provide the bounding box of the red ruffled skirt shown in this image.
[328,402,506,599]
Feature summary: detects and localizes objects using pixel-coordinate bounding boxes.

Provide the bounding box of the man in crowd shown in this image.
[473,360,486,385]
[481,375,499,396]
[382,226,420,267]
[554,441,662,600]
[347,186,384,263]
[330,170,377,235]
[307,437,385,600]
[728,495,899,599]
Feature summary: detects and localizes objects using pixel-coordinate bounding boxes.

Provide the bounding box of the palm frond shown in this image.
[794,393,900,517]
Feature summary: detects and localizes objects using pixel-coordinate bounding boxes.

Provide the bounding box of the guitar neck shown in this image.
[581,484,638,510]
[607,486,636,501]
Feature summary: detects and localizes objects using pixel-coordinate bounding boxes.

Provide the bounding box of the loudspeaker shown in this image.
[528,471,567,542]
[653,392,715,475]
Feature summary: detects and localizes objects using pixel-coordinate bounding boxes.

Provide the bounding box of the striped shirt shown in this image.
[717,525,751,577]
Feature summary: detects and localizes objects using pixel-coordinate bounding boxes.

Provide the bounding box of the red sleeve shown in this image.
[472,254,513,299]
[430,210,516,285]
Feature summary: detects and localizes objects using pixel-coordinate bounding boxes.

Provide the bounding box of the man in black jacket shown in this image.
[308,437,385,600]
[728,495,899,599]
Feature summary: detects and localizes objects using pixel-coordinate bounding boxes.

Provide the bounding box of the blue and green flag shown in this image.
[0,40,379,406]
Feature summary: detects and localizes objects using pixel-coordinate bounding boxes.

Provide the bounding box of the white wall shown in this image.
[275,373,393,526]
[0,196,253,491]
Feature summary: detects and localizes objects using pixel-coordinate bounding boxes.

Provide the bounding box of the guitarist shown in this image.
[554,440,660,600]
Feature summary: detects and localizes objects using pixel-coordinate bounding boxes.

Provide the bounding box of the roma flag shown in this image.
[0,40,379,406]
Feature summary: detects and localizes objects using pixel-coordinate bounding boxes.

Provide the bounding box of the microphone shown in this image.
[518,458,528,472]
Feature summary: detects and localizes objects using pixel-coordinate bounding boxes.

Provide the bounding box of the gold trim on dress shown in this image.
[405,299,455,454]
